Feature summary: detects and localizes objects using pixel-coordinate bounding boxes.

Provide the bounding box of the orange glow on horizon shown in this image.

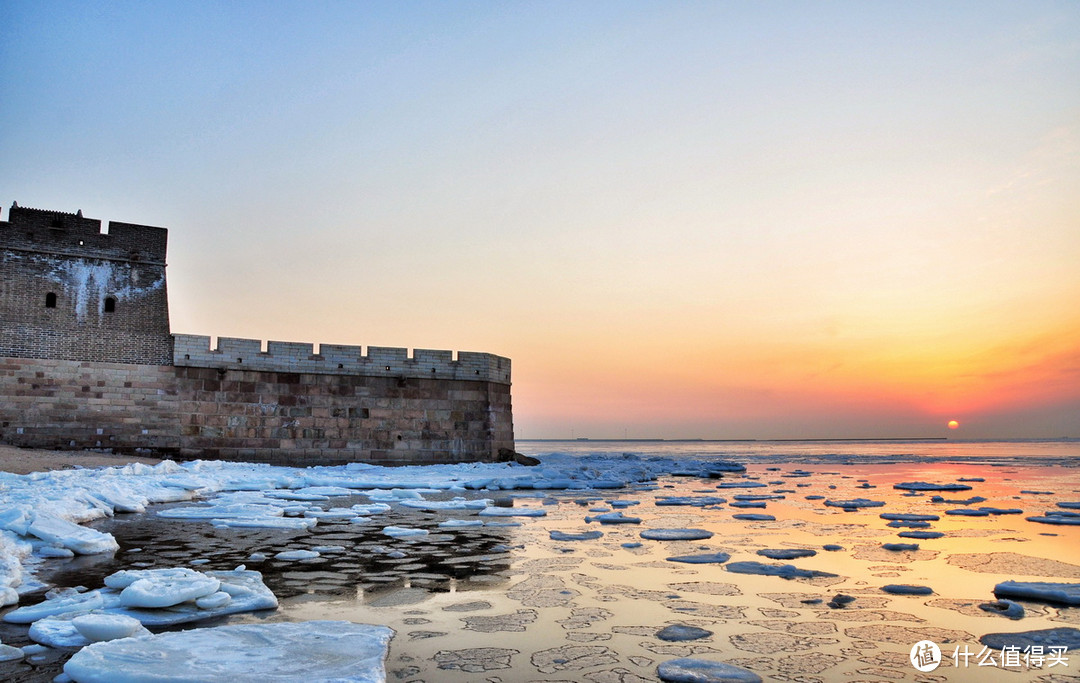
[948,420,960,430]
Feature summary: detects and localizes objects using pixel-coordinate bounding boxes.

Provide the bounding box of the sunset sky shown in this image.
[2,2,1077,439]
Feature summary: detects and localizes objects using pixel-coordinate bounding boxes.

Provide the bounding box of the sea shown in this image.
[518,437,1080,465]
[3,438,1078,682]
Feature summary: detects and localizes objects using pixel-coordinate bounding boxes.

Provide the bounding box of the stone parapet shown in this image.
[173,334,511,385]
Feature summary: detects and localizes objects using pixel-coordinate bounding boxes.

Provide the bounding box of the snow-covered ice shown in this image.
[640,528,714,541]
[657,657,762,682]
[6,567,276,629]
[382,526,429,538]
[994,580,1080,606]
[63,620,394,683]
[274,549,321,561]
[30,613,150,648]
[109,567,221,608]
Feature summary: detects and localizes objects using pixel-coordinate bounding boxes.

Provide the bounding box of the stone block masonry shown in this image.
[0,353,513,464]
[0,204,515,465]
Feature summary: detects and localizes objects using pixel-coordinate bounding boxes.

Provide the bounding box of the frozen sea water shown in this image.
[0,441,1078,681]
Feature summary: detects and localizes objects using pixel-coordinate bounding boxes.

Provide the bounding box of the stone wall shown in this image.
[0,355,514,465]
[0,206,172,365]
[0,357,180,452]
[173,366,513,465]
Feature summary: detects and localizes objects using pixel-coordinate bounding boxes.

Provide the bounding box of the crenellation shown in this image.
[172,333,510,384]
[1,206,168,264]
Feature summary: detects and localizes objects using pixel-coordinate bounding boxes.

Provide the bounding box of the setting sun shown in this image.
[948,420,960,430]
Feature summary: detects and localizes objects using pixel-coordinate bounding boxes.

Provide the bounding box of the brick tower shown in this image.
[0,203,173,365]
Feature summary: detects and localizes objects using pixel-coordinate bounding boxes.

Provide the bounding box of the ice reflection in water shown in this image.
[41,493,515,605]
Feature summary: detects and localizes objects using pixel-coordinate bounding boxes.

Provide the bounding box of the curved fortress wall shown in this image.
[0,205,514,465]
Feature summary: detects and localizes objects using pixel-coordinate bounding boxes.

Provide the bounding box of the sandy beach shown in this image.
[0,445,161,475]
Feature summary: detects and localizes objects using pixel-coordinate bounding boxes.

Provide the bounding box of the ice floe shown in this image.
[725,561,837,580]
[993,581,1080,606]
[881,543,919,551]
[880,513,939,521]
[110,567,221,608]
[894,481,972,491]
[656,624,713,641]
[881,584,933,595]
[667,552,731,564]
[29,613,151,648]
[979,627,1080,653]
[657,657,761,682]
[757,549,816,560]
[655,495,726,507]
[1027,510,1080,525]
[897,531,944,539]
[550,530,603,541]
[824,498,885,509]
[382,526,429,538]
[63,620,394,683]
[640,528,714,541]
[584,511,642,524]
[5,567,276,629]
[979,599,1025,619]
[274,549,320,561]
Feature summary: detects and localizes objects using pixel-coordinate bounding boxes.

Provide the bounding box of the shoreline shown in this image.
[0,444,161,475]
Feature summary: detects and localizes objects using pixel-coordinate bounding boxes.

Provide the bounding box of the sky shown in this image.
[1,1,1078,440]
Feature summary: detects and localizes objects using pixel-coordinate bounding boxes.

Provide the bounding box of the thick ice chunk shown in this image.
[894,481,972,491]
[110,569,277,627]
[118,570,220,608]
[195,591,232,609]
[980,627,1080,652]
[275,550,320,561]
[657,657,762,682]
[726,561,837,580]
[640,528,714,541]
[73,613,147,643]
[0,644,23,662]
[382,526,429,538]
[63,621,394,683]
[667,552,731,564]
[26,513,118,555]
[994,581,1080,606]
[4,589,104,624]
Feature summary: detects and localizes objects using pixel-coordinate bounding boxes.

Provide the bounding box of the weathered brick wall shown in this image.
[174,367,513,465]
[0,356,515,465]
[0,357,180,452]
[0,206,172,365]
